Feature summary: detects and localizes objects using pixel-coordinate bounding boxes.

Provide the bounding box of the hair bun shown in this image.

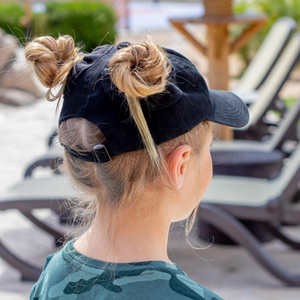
[25,35,82,101]
[109,40,170,98]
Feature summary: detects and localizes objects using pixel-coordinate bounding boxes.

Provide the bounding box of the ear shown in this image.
[166,145,191,189]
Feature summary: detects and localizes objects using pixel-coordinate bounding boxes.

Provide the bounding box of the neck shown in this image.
[74,197,173,264]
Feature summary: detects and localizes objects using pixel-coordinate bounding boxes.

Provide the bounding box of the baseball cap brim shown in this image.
[206,90,249,128]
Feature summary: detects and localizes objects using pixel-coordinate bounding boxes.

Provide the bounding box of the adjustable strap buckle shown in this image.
[93,144,112,163]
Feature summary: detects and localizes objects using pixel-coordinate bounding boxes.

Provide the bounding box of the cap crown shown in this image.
[60,44,212,156]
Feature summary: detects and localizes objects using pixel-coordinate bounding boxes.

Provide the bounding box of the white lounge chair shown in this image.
[233,32,300,140]
[0,175,75,281]
[211,97,300,178]
[200,143,300,286]
[232,17,296,104]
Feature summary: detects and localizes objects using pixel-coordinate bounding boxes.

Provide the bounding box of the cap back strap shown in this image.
[62,144,112,163]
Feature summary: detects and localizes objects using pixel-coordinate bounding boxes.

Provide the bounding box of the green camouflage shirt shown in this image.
[30,241,224,300]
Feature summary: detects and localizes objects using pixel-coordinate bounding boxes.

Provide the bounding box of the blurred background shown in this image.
[0,0,300,299]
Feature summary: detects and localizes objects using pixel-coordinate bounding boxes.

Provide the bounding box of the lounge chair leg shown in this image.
[0,239,41,281]
[20,211,65,246]
[267,223,300,250]
[199,204,300,286]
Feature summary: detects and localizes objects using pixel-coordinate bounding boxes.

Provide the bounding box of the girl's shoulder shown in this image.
[30,241,224,300]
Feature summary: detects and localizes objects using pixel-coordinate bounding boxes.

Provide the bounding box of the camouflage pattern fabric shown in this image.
[30,241,224,300]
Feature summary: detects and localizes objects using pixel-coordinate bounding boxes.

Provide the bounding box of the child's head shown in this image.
[25,35,249,231]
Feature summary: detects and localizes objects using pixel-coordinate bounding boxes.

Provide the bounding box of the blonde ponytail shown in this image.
[25,35,83,102]
[126,95,159,164]
[109,40,171,168]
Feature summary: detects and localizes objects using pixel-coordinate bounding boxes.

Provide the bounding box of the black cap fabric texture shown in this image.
[60,43,249,160]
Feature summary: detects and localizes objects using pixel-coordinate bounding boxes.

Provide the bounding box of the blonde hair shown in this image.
[109,41,171,169]
[25,35,83,102]
[25,35,210,235]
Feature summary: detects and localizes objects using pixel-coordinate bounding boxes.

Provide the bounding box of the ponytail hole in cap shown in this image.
[117,41,131,49]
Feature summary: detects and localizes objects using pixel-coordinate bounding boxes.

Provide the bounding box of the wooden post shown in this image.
[207,24,229,90]
[204,0,232,16]
[17,0,32,29]
[205,0,233,140]
[207,27,232,139]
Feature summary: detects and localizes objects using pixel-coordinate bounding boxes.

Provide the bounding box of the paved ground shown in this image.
[127,1,204,30]
[1,1,300,299]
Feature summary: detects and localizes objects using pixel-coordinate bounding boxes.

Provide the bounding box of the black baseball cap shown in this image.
[60,42,249,163]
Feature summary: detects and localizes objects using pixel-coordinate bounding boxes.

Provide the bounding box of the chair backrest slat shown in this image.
[269,97,300,150]
[238,17,296,91]
[270,143,300,202]
[249,33,300,126]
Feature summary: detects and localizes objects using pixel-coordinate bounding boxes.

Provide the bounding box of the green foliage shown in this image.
[42,2,117,51]
[0,2,117,51]
[283,97,297,109]
[0,3,28,42]
[233,0,300,69]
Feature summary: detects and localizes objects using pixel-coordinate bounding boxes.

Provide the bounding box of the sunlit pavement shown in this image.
[126,1,203,30]
[1,1,300,299]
